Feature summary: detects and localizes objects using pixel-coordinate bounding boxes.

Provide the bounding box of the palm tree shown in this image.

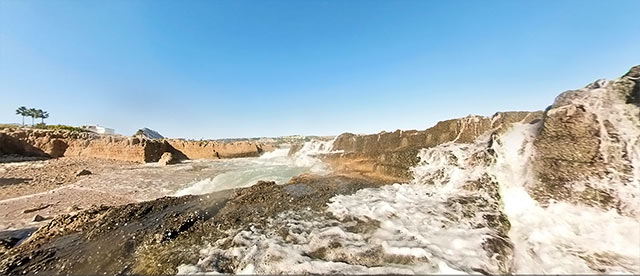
[28,108,38,126]
[40,110,49,124]
[15,106,28,126]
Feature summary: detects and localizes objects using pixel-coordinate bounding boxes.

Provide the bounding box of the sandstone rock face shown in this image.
[166,139,276,159]
[0,130,69,157]
[64,136,168,163]
[0,129,276,163]
[0,129,168,162]
[531,67,640,215]
[158,152,178,166]
[327,112,543,182]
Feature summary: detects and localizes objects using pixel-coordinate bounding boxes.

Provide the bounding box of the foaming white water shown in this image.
[291,138,343,172]
[174,139,338,196]
[178,122,639,273]
[328,134,506,274]
[179,134,506,274]
[177,211,465,275]
[494,110,640,274]
[554,80,640,215]
[329,122,640,274]
[174,164,309,196]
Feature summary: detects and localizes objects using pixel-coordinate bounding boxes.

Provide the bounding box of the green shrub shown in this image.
[45,124,90,133]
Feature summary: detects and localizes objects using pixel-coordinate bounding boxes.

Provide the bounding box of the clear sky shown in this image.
[1,0,639,139]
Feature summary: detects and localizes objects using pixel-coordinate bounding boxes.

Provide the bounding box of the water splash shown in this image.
[174,139,339,196]
[550,79,640,215]
[176,79,640,274]
[180,121,639,274]
[291,138,343,171]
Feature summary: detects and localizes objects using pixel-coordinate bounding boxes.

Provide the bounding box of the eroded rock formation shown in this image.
[531,65,640,215]
[0,129,168,162]
[0,129,275,163]
[166,139,276,159]
[325,111,542,182]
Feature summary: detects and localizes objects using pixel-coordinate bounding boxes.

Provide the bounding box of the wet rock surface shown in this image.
[0,228,36,257]
[531,67,640,214]
[326,112,542,182]
[0,175,386,275]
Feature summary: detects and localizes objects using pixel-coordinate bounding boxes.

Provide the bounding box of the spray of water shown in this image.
[174,139,340,196]
[178,120,639,274]
[176,79,640,274]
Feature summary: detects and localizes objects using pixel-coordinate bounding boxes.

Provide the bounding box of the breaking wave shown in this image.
[178,121,640,274]
[174,139,339,196]
[176,78,640,274]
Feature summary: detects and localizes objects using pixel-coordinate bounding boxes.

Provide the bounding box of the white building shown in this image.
[83,125,115,135]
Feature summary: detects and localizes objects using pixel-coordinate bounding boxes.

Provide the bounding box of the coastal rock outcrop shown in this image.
[0,129,276,163]
[326,112,543,182]
[0,129,167,162]
[531,65,640,215]
[2,66,639,275]
[0,175,385,275]
[166,139,276,159]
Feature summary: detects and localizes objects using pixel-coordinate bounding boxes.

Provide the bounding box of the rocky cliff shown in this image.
[0,129,275,163]
[0,129,169,163]
[167,139,276,159]
[530,65,640,214]
[324,111,543,182]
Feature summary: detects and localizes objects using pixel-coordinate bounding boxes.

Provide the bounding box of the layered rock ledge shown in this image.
[323,111,542,182]
[0,129,275,163]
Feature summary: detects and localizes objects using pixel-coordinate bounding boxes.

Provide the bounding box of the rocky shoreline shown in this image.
[0,65,638,274]
[0,175,388,275]
[0,129,276,163]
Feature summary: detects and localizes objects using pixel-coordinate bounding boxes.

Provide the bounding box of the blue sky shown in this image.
[1,0,639,139]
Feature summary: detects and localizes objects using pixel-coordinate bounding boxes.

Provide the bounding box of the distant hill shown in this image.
[134,128,164,139]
